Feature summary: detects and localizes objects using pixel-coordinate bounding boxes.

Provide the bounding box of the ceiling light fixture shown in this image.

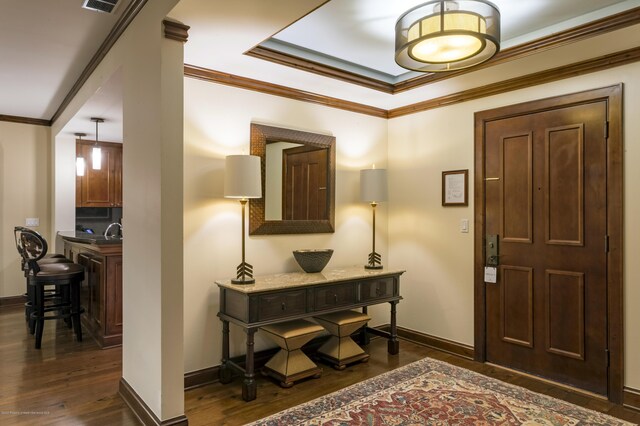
[75,133,87,177]
[91,117,104,170]
[395,0,500,73]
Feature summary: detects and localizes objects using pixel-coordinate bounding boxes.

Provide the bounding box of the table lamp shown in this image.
[360,166,388,269]
[224,155,262,284]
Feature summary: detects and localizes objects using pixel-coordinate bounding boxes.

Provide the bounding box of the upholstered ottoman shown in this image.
[313,310,371,370]
[260,319,324,388]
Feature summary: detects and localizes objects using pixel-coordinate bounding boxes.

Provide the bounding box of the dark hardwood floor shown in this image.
[1,304,639,425]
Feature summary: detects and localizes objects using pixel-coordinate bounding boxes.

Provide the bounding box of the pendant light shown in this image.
[91,117,104,170]
[395,0,500,72]
[75,133,87,177]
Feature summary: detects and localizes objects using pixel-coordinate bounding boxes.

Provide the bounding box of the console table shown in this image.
[215,266,405,401]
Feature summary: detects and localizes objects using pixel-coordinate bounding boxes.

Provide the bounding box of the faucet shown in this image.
[104,222,123,238]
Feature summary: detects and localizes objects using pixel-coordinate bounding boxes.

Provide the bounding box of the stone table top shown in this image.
[215,266,405,294]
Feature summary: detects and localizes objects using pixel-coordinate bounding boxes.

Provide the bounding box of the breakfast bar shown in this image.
[216,266,404,401]
[59,231,123,348]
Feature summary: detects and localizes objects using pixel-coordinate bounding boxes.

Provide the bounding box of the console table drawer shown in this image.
[256,290,306,321]
[313,283,357,310]
[361,278,395,301]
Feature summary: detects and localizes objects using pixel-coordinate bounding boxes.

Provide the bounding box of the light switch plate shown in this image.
[460,219,469,233]
[25,217,39,227]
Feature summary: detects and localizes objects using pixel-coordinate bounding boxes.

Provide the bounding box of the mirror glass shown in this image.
[250,123,335,235]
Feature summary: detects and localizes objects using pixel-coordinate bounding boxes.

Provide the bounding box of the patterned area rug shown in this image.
[247,357,633,425]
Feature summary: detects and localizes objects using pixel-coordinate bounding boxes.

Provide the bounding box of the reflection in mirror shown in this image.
[265,142,329,221]
[250,123,335,235]
[265,142,302,220]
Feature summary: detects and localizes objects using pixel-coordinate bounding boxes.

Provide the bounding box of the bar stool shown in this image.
[16,228,85,349]
[260,319,324,388]
[14,227,72,324]
[313,310,371,370]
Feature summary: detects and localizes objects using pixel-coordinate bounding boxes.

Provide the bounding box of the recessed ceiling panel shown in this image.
[267,0,636,80]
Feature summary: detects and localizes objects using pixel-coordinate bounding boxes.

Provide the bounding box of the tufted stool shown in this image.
[260,319,324,388]
[313,310,371,370]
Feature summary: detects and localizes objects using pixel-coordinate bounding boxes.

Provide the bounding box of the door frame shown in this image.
[473,84,624,402]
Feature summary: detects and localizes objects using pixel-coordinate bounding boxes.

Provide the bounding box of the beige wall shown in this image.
[0,122,51,297]
[51,0,184,420]
[388,61,640,389]
[183,77,389,373]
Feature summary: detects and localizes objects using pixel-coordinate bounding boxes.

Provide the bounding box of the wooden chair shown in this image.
[16,227,85,349]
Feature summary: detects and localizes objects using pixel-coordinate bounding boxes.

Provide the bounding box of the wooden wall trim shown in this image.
[184,366,220,390]
[624,386,640,412]
[183,64,388,119]
[118,378,188,426]
[163,20,190,43]
[388,46,640,118]
[187,47,640,121]
[0,295,26,308]
[394,326,474,360]
[50,0,149,124]
[0,114,50,127]
[245,46,395,93]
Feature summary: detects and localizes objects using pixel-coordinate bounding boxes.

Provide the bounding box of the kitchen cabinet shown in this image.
[62,235,122,348]
[76,140,123,208]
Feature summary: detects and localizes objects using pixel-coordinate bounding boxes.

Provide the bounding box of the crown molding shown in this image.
[388,45,640,118]
[0,114,51,127]
[184,64,388,118]
[163,20,190,43]
[245,46,395,93]
[187,45,640,120]
[50,0,149,124]
[245,6,640,95]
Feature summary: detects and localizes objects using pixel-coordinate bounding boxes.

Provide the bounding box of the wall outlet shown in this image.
[25,217,40,227]
[460,219,469,233]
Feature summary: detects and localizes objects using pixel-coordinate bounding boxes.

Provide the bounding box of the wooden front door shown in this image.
[475,86,624,400]
[283,147,328,220]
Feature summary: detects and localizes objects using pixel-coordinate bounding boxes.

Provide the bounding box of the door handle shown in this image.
[486,234,499,266]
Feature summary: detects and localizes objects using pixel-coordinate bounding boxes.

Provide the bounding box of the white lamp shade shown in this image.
[224,155,262,198]
[92,146,102,170]
[76,157,85,176]
[360,168,388,202]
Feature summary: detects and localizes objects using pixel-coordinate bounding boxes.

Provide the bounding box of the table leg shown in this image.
[359,306,370,346]
[242,328,257,401]
[388,301,399,354]
[219,320,232,384]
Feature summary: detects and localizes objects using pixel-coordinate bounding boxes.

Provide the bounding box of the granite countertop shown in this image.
[215,266,405,293]
[58,231,123,246]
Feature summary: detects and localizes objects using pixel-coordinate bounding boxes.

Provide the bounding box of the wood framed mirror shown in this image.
[249,123,335,235]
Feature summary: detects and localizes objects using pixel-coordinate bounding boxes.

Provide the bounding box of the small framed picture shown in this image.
[442,169,468,206]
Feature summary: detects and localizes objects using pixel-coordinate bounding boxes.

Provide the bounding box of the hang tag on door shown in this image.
[484,267,497,283]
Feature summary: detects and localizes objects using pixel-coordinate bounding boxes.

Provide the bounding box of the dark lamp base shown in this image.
[231,277,255,285]
[365,264,383,270]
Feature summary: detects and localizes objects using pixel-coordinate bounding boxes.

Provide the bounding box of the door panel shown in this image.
[545,270,585,360]
[500,266,533,347]
[485,101,608,395]
[545,124,584,245]
[501,133,532,243]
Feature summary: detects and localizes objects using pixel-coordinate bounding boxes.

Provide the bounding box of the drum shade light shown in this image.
[395,0,500,73]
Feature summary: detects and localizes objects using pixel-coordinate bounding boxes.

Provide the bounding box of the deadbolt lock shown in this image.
[486,234,499,266]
